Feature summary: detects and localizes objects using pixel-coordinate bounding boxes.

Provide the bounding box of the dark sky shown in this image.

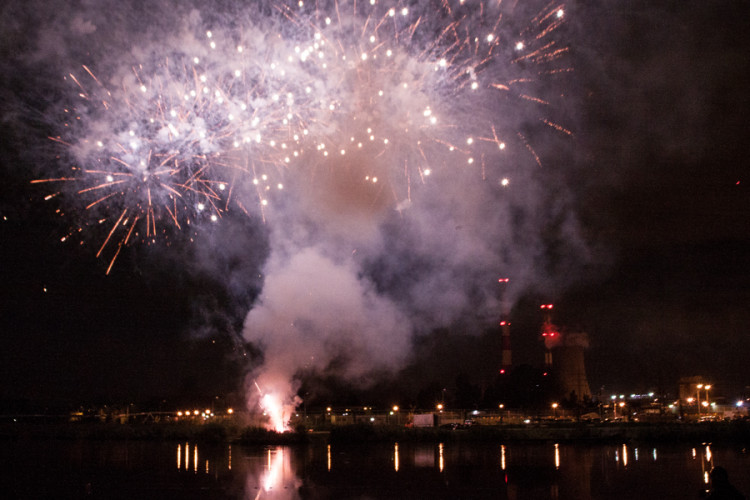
[1,0,749,410]
[562,0,750,395]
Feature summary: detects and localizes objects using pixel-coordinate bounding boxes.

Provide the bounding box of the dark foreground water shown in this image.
[1,439,748,499]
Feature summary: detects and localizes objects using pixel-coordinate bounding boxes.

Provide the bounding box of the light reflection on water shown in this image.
[166,440,745,499]
[231,441,744,499]
[2,439,748,498]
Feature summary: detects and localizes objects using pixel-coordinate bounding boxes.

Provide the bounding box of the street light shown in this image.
[611,395,617,419]
[552,403,559,419]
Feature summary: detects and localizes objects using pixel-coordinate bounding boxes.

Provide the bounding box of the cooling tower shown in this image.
[553,331,592,402]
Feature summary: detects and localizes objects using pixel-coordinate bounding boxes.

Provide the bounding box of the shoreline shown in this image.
[2,420,749,445]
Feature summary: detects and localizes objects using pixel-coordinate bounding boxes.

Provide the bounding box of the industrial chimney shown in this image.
[540,304,558,369]
[498,278,511,373]
[499,313,512,373]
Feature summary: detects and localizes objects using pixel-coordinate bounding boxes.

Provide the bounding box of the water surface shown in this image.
[1,439,748,498]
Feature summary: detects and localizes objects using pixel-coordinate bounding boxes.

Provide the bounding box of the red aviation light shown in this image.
[499,313,510,326]
[541,321,559,337]
[540,304,554,309]
[499,369,506,374]
[498,278,510,283]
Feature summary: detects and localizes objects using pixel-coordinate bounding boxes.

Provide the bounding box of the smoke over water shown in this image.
[4,0,594,430]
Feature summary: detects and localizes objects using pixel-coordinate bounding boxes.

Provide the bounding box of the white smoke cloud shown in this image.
[245,246,412,377]
[70,15,97,36]
[3,0,596,429]
[244,243,413,428]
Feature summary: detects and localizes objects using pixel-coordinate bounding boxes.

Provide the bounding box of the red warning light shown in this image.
[499,321,507,326]
[540,304,554,309]
[541,321,559,338]
[499,369,506,374]
[498,278,510,283]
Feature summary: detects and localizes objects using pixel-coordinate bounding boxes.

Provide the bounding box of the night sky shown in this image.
[1,0,748,411]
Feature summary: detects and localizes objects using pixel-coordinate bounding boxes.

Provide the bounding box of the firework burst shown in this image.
[35,0,571,272]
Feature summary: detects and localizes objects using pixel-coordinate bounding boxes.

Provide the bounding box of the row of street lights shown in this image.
[325,384,723,422]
